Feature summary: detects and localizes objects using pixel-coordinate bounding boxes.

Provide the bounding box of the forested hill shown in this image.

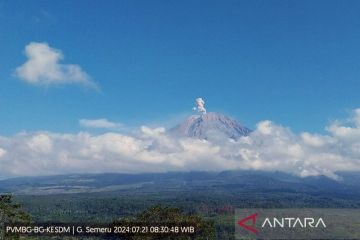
[0,171,359,197]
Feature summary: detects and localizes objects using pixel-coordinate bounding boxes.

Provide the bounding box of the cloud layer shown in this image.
[15,42,97,89]
[79,119,124,130]
[1,110,360,179]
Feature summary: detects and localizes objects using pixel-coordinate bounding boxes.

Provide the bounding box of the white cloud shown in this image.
[0,148,6,158]
[27,134,53,154]
[79,119,124,130]
[1,109,360,179]
[354,109,360,127]
[15,42,97,89]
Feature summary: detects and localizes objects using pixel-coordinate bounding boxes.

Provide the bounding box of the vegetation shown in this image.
[0,195,31,240]
[1,171,359,239]
[10,186,360,240]
[116,205,215,240]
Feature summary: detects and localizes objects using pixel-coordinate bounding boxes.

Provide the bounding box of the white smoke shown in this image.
[193,98,207,114]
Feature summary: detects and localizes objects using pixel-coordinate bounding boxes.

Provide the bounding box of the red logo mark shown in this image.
[237,213,258,234]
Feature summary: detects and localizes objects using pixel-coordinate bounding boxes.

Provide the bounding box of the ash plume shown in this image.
[193,97,207,114]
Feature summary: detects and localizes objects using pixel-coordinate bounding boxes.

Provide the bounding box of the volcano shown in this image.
[169,112,251,140]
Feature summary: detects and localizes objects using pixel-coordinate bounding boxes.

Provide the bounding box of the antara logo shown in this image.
[237,213,258,234]
[238,213,326,235]
[262,217,326,228]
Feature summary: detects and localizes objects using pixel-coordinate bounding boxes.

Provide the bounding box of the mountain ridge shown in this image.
[1,171,359,196]
[169,112,251,139]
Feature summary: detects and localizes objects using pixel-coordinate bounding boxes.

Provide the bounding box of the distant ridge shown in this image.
[1,171,359,196]
[169,112,251,140]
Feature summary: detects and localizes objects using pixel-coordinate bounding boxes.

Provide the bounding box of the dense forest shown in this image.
[1,171,360,239]
[1,188,360,239]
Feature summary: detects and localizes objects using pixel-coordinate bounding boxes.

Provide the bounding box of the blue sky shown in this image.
[1,0,360,135]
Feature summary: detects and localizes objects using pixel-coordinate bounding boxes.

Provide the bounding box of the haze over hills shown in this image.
[169,112,251,140]
[0,171,360,198]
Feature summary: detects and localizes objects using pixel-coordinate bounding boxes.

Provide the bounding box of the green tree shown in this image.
[115,205,215,240]
[0,195,32,240]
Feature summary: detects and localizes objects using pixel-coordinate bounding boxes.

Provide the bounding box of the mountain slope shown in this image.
[169,112,251,139]
[1,171,359,197]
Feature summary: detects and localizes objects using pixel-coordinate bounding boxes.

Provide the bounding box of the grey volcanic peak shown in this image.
[169,112,251,140]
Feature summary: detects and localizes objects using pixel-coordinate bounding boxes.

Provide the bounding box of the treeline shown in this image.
[2,189,360,240]
[1,195,217,240]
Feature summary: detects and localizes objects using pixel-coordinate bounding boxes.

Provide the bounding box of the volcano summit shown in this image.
[169,112,251,140]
